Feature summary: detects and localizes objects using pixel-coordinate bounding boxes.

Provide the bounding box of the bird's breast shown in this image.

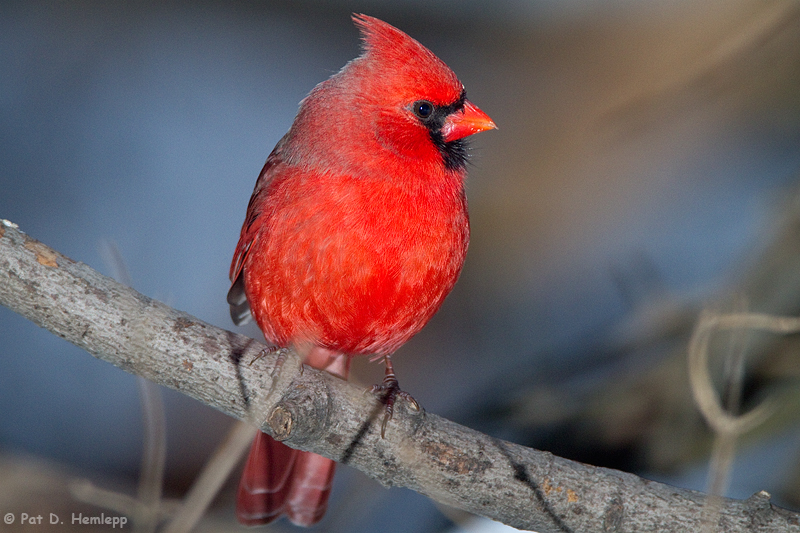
[244,168,468,355]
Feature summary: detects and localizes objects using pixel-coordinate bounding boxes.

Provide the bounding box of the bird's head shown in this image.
[285,15,495,176]
[351,14,496,172]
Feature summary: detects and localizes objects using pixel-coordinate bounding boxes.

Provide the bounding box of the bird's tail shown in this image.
[236,348,350,526]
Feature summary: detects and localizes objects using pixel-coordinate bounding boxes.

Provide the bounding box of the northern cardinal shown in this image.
[228,14,495,526]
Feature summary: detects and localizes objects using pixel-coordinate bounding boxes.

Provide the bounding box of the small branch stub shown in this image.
[268,406,294,441]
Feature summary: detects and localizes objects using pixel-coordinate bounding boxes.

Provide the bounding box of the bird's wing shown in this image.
[227,142,286,325]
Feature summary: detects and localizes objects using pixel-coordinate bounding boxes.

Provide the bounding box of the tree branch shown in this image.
[1,220,797,532]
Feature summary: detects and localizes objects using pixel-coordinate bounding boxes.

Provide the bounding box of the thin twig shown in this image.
[688,309,796,530]
[162,421,257,533]
[101,240,168,533]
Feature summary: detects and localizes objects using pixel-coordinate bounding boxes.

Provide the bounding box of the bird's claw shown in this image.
[370,376,419,438]
[249,346,303,376]
[249,345,282,366]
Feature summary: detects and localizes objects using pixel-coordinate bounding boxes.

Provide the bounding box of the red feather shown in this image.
[230,14,495,526]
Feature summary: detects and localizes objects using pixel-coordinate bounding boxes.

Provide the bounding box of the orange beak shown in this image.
[441,100,497,142]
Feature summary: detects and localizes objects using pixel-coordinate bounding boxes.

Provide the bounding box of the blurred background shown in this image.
[2,0,800,531]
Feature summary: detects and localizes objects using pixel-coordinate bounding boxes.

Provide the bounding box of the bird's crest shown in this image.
[351,14,462,105]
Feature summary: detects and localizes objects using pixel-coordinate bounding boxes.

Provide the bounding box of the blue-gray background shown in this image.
[2,1,800,531]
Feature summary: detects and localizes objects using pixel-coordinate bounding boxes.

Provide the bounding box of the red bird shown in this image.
[228,14,495,527]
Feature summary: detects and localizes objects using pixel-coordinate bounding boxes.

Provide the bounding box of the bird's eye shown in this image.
[412,100,434,120]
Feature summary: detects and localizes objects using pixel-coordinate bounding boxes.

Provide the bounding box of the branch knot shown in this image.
[267,405,294,441]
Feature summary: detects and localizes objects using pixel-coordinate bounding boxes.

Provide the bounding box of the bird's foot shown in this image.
[369,355,419,438]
